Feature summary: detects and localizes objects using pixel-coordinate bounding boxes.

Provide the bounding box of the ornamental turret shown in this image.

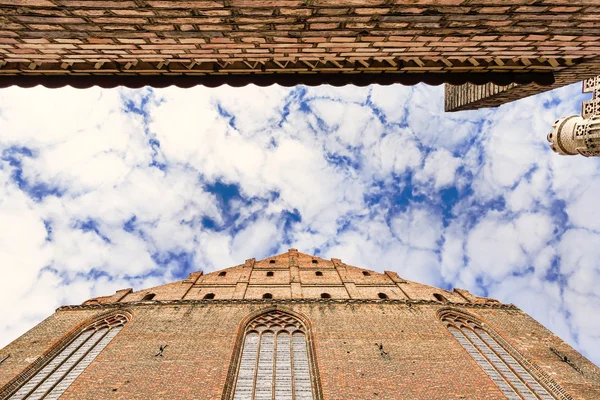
[548,76,600,157]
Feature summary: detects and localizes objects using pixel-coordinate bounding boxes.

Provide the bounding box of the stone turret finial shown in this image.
[548,115,600,157]
[548,76,600,157]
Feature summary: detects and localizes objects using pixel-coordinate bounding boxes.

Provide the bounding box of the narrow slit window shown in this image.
[441,312,554,400]
[231,311,317,400]
[320,293,331,299]
[8,314,128,400]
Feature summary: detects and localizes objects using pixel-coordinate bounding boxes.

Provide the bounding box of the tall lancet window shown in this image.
[8,314,128,400]
[231,310,317,400]
[441,311,555,400]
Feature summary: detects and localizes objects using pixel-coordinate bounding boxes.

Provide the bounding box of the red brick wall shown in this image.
[1,301,599,399]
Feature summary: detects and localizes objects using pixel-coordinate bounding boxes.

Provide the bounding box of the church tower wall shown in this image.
[2,302,600,399]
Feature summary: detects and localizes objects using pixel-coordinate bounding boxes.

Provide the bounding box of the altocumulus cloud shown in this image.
[0,82,599,366]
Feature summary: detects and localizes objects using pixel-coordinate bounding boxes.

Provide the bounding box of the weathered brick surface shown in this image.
[0,0,599,96]
[2,250,600,399]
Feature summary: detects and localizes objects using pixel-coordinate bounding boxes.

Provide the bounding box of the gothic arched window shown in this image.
[440,311,554,400]
[231,310,318,400]
[8,314,128,400]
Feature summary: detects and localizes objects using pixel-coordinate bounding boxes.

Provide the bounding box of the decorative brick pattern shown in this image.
[0,0,600,98]
[582,75,600,118]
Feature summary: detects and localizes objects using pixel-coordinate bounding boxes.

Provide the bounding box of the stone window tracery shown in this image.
[441,312,554,400]
[231,311,317,400]
[8,314,128,400]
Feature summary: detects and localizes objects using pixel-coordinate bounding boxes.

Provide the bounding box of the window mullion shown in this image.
[292,332,313,400]
[251,332,262,400]
[271,332,277,400]
[290,332,295,400]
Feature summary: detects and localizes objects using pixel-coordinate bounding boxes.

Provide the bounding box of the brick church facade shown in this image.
[1,249,599,399]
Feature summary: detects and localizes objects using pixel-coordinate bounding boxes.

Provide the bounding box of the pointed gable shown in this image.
[82,249,502,306]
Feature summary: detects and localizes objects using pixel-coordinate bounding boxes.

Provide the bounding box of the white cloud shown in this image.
[414,148,462,190]
[1,81,600,370]
[365,126,422,177]
[465,212,553,283]
[563,179,600,232]
[369,84,411,124]
[391,207,443,250]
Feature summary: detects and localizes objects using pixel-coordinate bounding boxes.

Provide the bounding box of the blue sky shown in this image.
[1,82,600,366]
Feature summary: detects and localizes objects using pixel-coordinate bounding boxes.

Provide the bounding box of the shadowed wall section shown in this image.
[446,57,600,111]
